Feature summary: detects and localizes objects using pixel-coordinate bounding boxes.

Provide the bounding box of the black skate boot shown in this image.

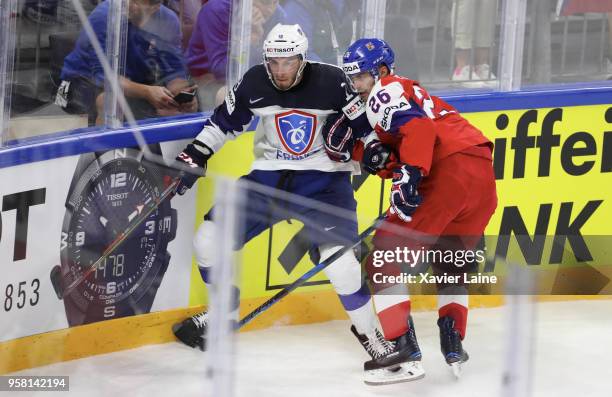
[438,316,469,378]
[173,311,209,351]
[361,316,425,385]
[350,325,395,361]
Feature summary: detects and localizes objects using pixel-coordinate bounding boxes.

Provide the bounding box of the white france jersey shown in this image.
[194,62,371,172]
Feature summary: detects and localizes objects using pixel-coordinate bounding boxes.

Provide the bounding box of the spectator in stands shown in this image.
[164,0,205,49]
[186,0,286,109]
[55,0,197,126]
[451,0,498,86]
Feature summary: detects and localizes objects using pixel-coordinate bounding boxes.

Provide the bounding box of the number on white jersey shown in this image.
[366,81,411,132]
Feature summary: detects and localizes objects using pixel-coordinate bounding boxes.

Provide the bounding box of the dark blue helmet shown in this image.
[342,38,395,80]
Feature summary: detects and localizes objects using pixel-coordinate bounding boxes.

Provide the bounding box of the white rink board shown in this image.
[0,140,196,341]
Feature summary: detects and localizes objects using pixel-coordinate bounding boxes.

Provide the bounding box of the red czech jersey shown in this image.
[365,74,492,175]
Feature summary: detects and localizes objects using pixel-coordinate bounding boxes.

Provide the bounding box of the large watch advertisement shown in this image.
[0,140,196,342]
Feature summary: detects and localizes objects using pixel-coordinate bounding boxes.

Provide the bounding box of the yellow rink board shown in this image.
[190,103,612,309]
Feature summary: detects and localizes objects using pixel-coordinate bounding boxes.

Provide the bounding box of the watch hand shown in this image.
[99,216,108,227]
[59,178,180,300]
[128,204,145,222]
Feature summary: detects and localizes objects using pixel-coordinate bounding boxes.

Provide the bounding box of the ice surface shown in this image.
[12,300,612,397]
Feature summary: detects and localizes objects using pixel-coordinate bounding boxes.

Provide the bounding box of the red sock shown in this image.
[438,302,468,339]
[378,300,411,340]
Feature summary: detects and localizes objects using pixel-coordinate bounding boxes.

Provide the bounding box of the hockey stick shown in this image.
[238,214,387,329]
[59,178,180,298]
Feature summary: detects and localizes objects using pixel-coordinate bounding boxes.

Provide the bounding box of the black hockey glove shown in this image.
[390,164,423,222]
[321,113,354,163]
[362,139,393,174]
[175,140,213,195]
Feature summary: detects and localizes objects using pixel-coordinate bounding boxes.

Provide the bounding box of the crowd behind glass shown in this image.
[2,0,611,143]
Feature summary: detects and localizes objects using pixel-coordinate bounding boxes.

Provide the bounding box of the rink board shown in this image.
[1,86,611,373]
[194,103,612,308]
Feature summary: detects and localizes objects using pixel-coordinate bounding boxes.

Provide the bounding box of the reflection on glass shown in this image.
[7,0,100,142]
[451,0,498,87]
[283,0,362,66]
[56,0,197,126]
[187,0,285,109]
[4,0,612,145]
[523,0,612,86]
[5,0,200,144]
[382,0,501,92]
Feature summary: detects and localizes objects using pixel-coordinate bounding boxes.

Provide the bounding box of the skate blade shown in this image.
[364,361,425,385]
[450,362,462,379]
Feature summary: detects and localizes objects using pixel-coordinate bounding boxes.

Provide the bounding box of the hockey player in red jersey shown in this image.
[323,38,497,381]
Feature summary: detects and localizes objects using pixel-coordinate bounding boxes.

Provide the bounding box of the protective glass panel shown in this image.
[5,0,102,142]
[522,0,612,86]
[4,165,612,395]
[1,2,611,396]
[2,0,202,144]
[384,0,502,92]
[226,0,367,90]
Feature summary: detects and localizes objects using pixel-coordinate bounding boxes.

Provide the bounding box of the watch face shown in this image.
[60,149,174,320]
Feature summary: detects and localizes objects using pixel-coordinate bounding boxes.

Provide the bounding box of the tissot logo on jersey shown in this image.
[275,110,317,155]
[342,96,366,120]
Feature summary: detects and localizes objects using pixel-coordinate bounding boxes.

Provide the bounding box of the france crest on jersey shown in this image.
[275,110,317,155]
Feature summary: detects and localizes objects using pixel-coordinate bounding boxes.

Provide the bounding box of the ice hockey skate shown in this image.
[173,311,209,351]
[438,316,469,378]
[356,317,425,385]
[350,325,395,360]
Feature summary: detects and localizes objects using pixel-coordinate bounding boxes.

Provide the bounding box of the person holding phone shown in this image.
[173,88,198,104]
[56,0,198,125]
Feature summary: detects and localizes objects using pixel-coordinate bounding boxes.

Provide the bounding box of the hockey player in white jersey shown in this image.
[171,24,394,382]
